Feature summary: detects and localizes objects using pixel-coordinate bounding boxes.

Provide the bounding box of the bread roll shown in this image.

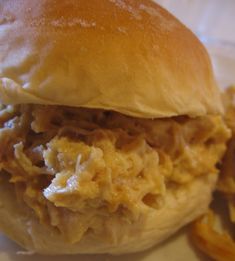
[0,0,222,118]
[0,174,217,254]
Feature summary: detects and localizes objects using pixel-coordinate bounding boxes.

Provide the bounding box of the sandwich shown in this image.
[0,0,231,254]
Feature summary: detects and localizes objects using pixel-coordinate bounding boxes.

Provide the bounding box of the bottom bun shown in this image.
[0,173,217,255]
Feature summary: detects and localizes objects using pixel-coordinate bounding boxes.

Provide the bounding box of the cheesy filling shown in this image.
[0,104,230,243]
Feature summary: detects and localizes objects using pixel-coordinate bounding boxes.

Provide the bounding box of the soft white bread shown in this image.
[0,174,217,255]
[0,0,222,118]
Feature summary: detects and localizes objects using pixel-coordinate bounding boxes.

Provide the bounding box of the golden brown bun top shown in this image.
[0,0,222,118]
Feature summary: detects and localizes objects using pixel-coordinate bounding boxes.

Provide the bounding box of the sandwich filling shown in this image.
[0,104,230,243]
[190,87,235,260]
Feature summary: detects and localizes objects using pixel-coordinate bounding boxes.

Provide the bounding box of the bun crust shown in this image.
[0,0,222,118]
[0,174,217,254]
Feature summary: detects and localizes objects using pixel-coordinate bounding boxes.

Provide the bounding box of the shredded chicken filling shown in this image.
[219,86,235,222]
[0,104,230,243]
[191,87,235,261]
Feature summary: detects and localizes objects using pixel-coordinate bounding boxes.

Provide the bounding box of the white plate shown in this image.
[202,38,235,89]
[0,41,235,261]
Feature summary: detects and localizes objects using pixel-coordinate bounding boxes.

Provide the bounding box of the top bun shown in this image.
[0,0,222,118]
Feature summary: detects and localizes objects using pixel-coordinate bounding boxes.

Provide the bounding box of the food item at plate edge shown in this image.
[191,87,235,261]
[191,211,235,261]
[0,0,231,255]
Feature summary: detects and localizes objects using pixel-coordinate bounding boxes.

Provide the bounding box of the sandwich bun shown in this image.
[0,0,222,118]
[0,174,217,254]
